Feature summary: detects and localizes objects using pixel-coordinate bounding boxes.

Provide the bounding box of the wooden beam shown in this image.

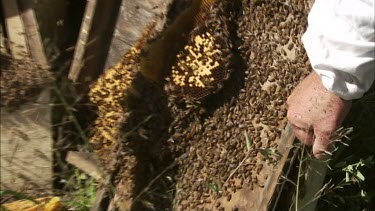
[68,0,122,83]
[0,90,53,193]
[257,124,296,210]
[65,151,104,181]
[297,158,328,211]
[1,0,28,59]
[68,0,97,82]
[18,0,49,68]
[0,18,8,54]
[104,0,172,69]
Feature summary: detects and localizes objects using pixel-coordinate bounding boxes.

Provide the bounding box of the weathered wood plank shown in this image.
[0,90,53,193]
[68,0,97,82]
[206,124,296,211]
[103,1,172,209]
[104,0,172,69]
[257,124,296,210]
[0,18,8,54]
[298,158,328,211]
[18,0,49,68]
[65,151,104,181]
[68,0,122,83]
[1,0,28,59]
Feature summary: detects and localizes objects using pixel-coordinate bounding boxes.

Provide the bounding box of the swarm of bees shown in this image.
[172,0,312,209]
[0,53,53,107]
[88,0,312,210]
[88,46,141,167]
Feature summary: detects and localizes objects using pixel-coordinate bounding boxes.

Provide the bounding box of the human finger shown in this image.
[313,131,333,160]
[290,124,314,145]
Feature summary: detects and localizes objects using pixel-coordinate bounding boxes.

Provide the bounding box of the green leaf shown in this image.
[345,172,350,182]
[258,148,270,159]
[244,131,252,151]
[206,182,217,193]
[205,179,221,194]
[78,173,87,180]
[215,180,222,193]
[343,164,353,172]
[355,170,365,181]
[361,189,367,197]
[270,148,282,160]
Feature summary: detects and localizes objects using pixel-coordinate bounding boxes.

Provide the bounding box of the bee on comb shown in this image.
[139,0,215,83]
[88,23,156,166]
[165,0,233,102]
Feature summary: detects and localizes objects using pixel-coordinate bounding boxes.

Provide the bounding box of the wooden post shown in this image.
[0,90,53,193]
[68,0,122,83]
[257,124,296,210]
[104,0,172,69]
[1,0,28,59]
[297,158,328,211]
[18,0,49,68]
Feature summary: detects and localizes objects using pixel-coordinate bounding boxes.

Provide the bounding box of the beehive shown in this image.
[88,0,313,210]
[170,0,312,209]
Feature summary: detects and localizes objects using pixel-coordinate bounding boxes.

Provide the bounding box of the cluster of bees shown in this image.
[0,53,52,107]
[170,0,312,210]
[88,0,313,210]
[88,46,142,171]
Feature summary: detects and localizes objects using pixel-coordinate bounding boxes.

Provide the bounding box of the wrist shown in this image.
[312,69,370,101]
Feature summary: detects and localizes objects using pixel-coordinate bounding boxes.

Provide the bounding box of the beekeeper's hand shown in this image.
[286,71,352,159]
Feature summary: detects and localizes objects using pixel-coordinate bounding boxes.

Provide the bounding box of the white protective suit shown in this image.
[302,0,375,100]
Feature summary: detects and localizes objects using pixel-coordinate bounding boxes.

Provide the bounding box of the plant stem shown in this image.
[52,85,89,143]
[295,144,305,211]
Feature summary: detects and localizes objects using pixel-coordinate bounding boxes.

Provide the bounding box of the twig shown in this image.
[132,155,184,203]
[271,146,299,211]
[225,152,250,185]
[52,85,89,143]
[295,144,306,211]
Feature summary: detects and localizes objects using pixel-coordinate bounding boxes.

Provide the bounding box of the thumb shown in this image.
[313,131,333,160]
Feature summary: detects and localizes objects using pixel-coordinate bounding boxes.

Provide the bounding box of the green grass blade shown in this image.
[244,131,252,151]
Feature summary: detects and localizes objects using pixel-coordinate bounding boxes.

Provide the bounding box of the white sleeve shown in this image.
[302,0,375,100]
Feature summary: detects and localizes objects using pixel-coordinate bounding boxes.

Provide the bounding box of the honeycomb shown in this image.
[165,0,232,101]
[88,46,141,167]
[140,0,215,83]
